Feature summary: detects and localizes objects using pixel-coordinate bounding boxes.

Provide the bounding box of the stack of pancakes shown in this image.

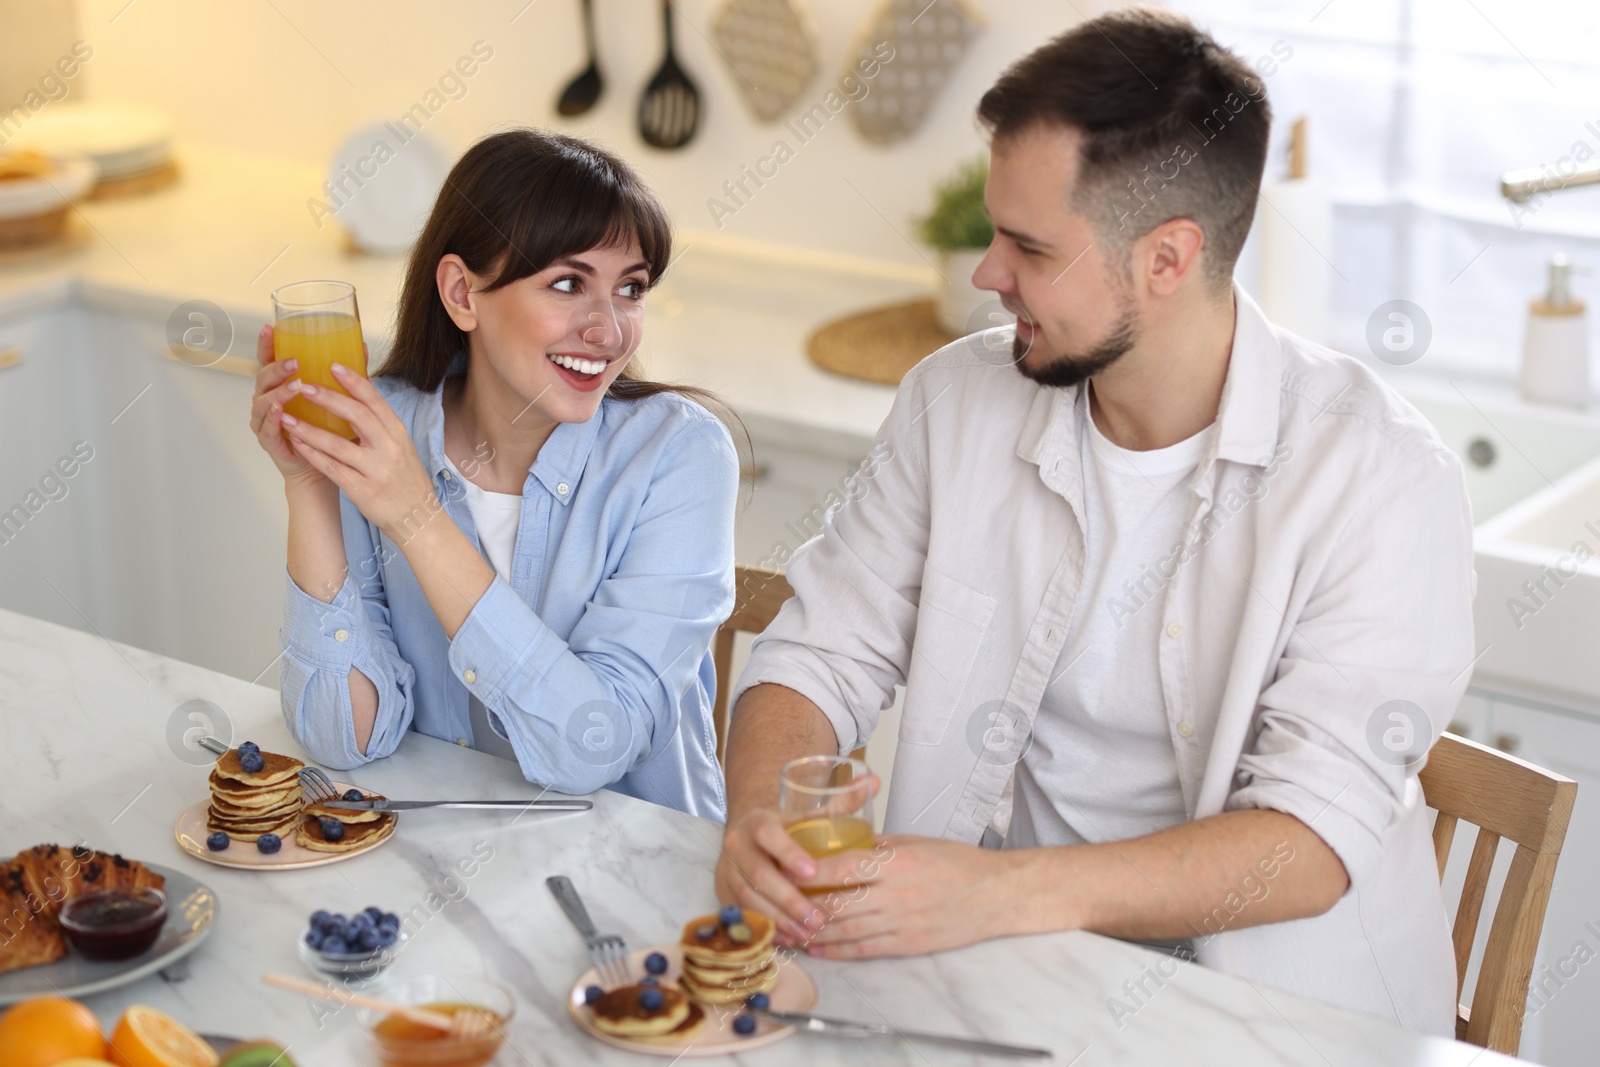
[590,984,705,1043]
[678,910,779,1004]
[296,794,397,854]
[206,747,304,842]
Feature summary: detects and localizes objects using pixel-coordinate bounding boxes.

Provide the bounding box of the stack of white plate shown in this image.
[8,102,174,183]
[0,157,96,222]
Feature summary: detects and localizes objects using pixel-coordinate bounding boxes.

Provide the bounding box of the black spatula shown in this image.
[556,0,603,116]
[637,0,701,149]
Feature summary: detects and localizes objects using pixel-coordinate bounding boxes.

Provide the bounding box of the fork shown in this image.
[546,875,631,989]
[298,765,341,802]
[197,737,345,802]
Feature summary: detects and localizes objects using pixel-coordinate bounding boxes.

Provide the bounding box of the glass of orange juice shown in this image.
[780,755,875,895]
[271,279,366,440]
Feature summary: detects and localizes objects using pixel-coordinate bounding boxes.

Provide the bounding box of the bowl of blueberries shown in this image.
[300,905,405,981]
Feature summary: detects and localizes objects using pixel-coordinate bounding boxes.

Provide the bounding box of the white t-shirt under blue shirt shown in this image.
[442,453,523,761]
[1005,387,1214,849]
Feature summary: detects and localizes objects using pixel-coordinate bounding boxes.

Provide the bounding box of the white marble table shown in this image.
[0,606,1520,1065]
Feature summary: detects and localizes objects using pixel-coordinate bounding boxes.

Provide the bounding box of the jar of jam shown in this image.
[59,887,168,960]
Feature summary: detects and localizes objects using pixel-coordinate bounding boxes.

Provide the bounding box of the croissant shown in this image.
[0,844,165,975]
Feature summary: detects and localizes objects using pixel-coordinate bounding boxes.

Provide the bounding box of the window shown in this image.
[1174,0,1600,385]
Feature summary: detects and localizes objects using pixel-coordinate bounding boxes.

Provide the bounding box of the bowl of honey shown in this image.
[360,975,513,1066]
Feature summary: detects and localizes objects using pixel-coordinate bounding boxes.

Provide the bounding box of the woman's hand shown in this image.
[248,324,323,489]
[278,361,442,539]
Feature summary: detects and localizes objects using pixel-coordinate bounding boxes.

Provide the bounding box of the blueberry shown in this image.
[319,818,345,841]
[733,1013,757,1036]
[321,935,349,955]
[694,923,717,941]
[256,832,281,854]
[718,905,743,927]
[376,926,398,947]
[330,913,348,928]
[638,987,665,1012]
[584,985,604,1005]
[382,911,400,927]
[349,914,373,933]
[238,740,260,753]
[644,951,668,975]
[304,929,324,950]
[240,751,265,773]
[363,906,385,923]
[342,788,364,801]
[745,992,770,1011]
[205,831,229,852]
[357,928,379,951]
[310,909,331,928]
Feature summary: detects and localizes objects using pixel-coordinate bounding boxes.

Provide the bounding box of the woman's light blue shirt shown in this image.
[277,351,736,819]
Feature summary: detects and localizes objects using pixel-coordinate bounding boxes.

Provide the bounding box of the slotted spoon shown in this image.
[638,0,701,149]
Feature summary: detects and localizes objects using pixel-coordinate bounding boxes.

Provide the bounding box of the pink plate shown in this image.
[568,943,818,1057]
[174,781,396,870]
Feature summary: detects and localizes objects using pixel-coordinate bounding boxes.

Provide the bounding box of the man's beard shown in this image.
[1013,300,1139,388]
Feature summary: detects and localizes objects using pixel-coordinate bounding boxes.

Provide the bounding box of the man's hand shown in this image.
[715,809,829,946]
[794,835,1019,959]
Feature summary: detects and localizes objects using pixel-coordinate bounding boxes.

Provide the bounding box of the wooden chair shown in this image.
[1420,731,1577,1055]
[711,564,866,766]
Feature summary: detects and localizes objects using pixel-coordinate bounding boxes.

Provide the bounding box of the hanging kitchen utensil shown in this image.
[556,0,604,116]
[711,0,818,122]
[638,0,702,149]
[848,0,983,146]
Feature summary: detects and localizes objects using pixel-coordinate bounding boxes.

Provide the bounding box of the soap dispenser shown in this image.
[1520,254,1590,407]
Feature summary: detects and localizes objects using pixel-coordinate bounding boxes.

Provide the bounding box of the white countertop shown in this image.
[0,141,926,454]
[0,606,1519,1064]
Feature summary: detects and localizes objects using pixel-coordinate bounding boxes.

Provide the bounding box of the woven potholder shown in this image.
[848,0,984,146]
[712,0,819,122]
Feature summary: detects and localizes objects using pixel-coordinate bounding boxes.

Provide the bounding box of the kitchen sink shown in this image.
[1473,450,1600,711]
[1402,383,1600,523]
[1393,382,1600,710]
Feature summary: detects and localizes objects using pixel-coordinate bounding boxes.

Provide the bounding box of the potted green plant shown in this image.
[917,157,995,335]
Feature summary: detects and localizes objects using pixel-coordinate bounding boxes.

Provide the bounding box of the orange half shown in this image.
[108,1005,219,1067]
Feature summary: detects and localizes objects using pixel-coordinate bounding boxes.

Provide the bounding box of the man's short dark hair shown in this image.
[977,8,1273,290]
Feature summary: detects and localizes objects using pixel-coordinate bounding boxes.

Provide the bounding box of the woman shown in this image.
[248,130,738,818]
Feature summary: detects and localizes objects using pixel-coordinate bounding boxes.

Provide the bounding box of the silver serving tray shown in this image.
[0,862,217,1005]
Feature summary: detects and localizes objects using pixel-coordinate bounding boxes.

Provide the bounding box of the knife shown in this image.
[319,798,593,813]
[751,1007,1053,1060]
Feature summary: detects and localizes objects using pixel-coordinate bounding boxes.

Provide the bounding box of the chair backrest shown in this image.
[1420,731,1577,1054]
[711,565,797,763]
[711,564,869,767]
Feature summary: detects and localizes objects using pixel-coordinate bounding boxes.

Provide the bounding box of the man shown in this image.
[717,7,1473,1037]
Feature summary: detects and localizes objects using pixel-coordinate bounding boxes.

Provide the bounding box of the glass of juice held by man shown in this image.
[272,280,367,439]
[780,755,875,895]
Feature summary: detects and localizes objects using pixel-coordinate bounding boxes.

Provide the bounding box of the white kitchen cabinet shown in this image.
[0,294,107,631]
[0,296,289,687]
[75,303,289,684]
[734,426,874,568]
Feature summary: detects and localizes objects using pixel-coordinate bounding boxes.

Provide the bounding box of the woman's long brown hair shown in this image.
[378,128,747,462]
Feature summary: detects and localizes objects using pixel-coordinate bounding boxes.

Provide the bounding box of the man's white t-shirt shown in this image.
[443,454,523,760]
[1006,388,1213,849]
